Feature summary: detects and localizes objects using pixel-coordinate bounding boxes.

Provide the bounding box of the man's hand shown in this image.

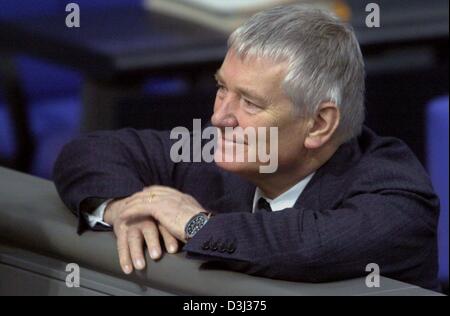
[104,193,180,275]
[119,185,206,243]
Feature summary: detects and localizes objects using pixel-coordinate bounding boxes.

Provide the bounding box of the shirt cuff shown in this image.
[83,199,113,229]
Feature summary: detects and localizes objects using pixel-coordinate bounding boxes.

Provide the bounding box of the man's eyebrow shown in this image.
[237,87,271,106]
[214,70,270,106]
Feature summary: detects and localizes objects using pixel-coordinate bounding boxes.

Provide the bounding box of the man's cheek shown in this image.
[257,127,279,173]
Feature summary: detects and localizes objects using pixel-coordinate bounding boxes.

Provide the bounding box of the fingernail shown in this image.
[123,265,132,274]
[168,245,177,253]
[135,259,145,270]
[150,249,160,259]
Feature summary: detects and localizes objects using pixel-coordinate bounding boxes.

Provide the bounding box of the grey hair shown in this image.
[228,4,366,142]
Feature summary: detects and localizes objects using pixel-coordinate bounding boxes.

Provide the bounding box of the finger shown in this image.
[124,191,171,209]
[124,192,157,206]
[143,185,178,192]
[143,185,181,196]
[142,221,162,260]
[159,224,179,254]
[122,193,142,205]
[115,225,133,275]
[122,188,168,206]
[128,228,146,270]
[120,203,158,222]
[123,185,181,205]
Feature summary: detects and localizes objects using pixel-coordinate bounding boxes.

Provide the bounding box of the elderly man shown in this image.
[53,5,439,290]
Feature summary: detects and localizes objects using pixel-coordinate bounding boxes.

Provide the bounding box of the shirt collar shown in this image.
[252,172,315,212]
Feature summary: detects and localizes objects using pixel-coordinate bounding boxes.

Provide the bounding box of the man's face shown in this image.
[212,49,310,177]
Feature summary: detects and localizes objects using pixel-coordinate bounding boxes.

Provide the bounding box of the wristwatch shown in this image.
[185,212,211,241]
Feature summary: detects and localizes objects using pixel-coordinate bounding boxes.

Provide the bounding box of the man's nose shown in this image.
[211,95,239,128]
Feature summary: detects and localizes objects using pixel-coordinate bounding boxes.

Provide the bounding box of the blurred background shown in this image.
[0,0,448,292]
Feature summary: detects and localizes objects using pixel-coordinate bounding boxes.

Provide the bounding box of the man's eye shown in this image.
[216,84,227,97]
[243,99,259,108]
[216,83,225,92]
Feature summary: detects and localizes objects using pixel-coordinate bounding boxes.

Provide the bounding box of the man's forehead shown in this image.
[218,50,287,86]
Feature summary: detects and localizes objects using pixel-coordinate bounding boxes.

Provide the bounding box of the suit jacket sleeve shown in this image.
[53,128,177,233]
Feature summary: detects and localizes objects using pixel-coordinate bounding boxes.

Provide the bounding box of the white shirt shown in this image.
[252,172,315,212]
[83,199,112,228]
[85,173,315,228]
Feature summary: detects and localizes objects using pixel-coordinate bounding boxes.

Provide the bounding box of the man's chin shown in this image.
[214,159,260,176]
[213,142,263,175]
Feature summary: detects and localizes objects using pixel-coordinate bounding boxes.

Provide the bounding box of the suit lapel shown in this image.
[206,174,255,214]
[295,138,360,211]
[294,171,322,210]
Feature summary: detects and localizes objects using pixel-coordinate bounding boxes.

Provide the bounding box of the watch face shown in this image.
[186,213,209,239]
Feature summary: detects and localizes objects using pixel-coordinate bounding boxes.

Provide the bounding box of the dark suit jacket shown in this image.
[53,126,440,290]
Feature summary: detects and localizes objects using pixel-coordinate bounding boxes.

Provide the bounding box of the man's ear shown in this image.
[304,101,340,149]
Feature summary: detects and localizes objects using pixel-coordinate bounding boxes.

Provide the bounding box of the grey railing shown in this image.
[0,167,441,296]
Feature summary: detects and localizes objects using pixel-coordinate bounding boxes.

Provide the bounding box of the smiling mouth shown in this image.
[217,128,248,145]
[221,137,247,145]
